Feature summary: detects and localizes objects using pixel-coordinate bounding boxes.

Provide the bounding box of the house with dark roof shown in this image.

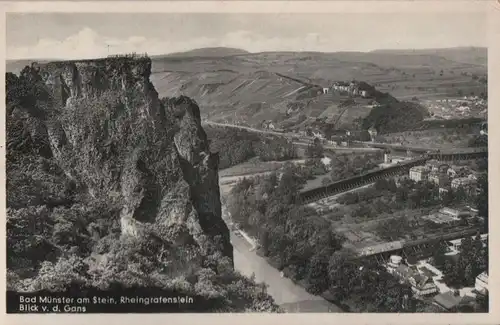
[428,171,451,187]
[389,262,438,297]
[426,160,449,174]
[410,274,439,297]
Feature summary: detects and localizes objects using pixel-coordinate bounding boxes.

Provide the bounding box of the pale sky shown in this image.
[6,13,487,60]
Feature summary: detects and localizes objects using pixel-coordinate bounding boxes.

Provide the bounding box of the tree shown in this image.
[432,242,448,268]
[476,293,489,312]
[305,250,330,294]
[322,177,332,186]
[475,173,488,232]
[306,137,324,158]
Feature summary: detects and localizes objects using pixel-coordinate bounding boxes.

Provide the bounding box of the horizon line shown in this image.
[6,45,487,62]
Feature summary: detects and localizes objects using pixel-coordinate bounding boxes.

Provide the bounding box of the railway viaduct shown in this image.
[356,226,483,264]
[298,147,487,205]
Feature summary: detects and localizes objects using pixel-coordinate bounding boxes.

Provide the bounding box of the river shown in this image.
[219,168,342,312]
[228,214,342,312]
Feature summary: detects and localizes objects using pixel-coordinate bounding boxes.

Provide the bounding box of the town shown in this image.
[217,115,488,312]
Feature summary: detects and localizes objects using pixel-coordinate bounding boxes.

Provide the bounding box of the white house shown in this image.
[322,87,329,94]
[475,271,488,295]
[321,156,332,168]
[409,166,431,182]
[312,131,325,139]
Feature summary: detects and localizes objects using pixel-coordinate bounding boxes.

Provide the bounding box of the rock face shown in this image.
[21,56,233,263]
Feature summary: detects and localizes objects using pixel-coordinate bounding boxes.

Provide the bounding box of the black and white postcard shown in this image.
[2,1,498,325]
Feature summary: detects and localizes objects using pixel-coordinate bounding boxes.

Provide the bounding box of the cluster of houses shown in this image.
[408,160,479,196]
[421,207,474,226]
[387,255,439,297]
[422,96,487,120]
[262,120,276,130]
[385,234,488,311]
[261,120,285,132]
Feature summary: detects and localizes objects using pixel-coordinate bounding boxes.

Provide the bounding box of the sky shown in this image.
[6,13,487,60]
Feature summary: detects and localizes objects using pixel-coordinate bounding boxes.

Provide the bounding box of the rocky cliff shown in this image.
[11,56,232,264]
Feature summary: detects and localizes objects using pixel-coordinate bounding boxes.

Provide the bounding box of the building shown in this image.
[386,256,438,297]
[451,177,477,192]
[321,156,332,169]
[452,166,472,178]
[360,90,369,98]
[422,208,469,226]
[367,126,378,142]
[447,168,457,178]
[322,87,329,94]
[312,131,325,139]
[409,166,431,182]
[468,173,478,181]
[440,207,461,217]
[475,271,488,295]
[439,187,450,197]
[409,274,439,297]
[422,212,460,226]
[358,241,404,257]
[448,234,488,252]
[262,121,275,130]
[428,172,450,187]
[426,160,449,173]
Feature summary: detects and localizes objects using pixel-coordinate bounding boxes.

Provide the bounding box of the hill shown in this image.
[372,47,487,66]
[149,49,486,133]
[6,59,53,75]
[159,47,250,58]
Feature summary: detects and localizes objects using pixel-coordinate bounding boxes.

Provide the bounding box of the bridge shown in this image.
[354,141,488,158]
[356,226,483,264]
[298,157,427,204]
[427,147,488,161]
[298,148,487,205]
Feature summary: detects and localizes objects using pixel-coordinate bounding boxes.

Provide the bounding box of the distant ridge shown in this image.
[371,47,487,66]
[160,47,250,58]
[371,46,486,53]
[6,59,53,75]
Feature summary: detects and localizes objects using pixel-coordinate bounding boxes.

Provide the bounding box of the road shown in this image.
[204,121,381,153]
[219,171,273,185]
[231,227,342,312]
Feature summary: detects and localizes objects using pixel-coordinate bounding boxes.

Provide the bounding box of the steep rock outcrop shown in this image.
[27,56,232,263]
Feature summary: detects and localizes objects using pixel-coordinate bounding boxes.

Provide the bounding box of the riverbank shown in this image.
[223,204,342,312]
[231,230,342,312]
